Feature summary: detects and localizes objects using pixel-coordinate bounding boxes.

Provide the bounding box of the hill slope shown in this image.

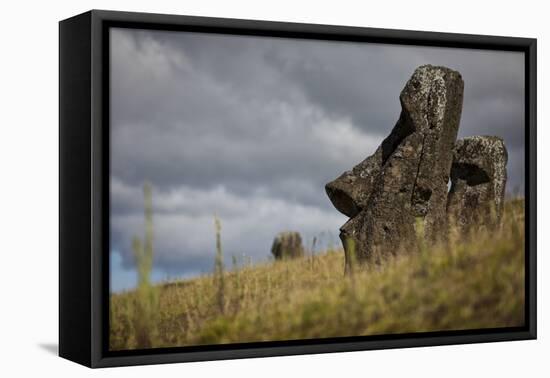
[110,199,525,350]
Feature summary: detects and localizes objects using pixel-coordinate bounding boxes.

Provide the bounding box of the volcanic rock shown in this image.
[326,65,464,270]
[447,136,508,231]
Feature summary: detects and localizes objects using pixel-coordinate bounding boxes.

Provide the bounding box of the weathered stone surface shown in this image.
[271,231,304,260]
[326,65,464,270]
[447,136,508,231]
[325,151,383,218]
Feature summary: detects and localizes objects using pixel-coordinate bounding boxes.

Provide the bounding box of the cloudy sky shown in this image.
[109,27,525,292]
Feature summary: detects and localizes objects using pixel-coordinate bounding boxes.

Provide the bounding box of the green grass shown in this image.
[109,199,525,350]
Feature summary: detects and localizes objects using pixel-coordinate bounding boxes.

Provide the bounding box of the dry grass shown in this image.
[109,199,525,350]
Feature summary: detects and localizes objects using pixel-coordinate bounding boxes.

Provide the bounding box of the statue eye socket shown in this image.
[451,163,491,186]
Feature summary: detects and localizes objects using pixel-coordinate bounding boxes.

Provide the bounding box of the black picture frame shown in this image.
[59,9,537,368]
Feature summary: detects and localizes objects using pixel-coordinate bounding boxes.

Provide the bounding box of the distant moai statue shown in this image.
[271,231,304,260]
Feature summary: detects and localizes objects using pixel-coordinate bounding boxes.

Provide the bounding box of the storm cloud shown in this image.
[109,27,525,291]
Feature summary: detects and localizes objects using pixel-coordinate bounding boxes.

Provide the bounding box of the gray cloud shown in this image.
[110,28,525,286]
[111,178,346,274]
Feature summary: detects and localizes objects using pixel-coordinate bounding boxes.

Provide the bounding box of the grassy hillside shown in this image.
[109,199,525,350]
